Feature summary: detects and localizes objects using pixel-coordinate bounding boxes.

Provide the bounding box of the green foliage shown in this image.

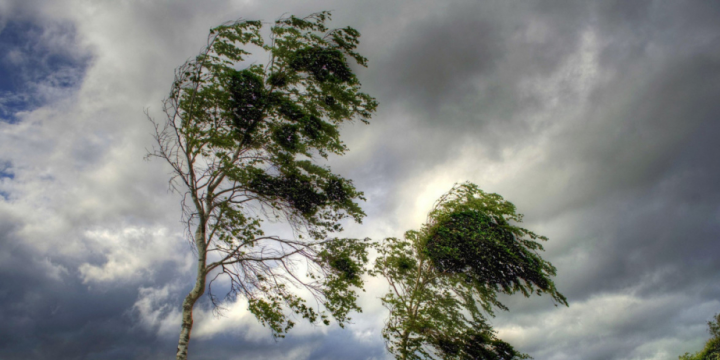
[318,237,371,326]
[152,11,377,343]
[375,182,566,360]
[680,314,720,360]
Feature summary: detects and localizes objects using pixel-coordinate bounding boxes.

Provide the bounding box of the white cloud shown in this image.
[79,226,188,284]
[133,283,184,337]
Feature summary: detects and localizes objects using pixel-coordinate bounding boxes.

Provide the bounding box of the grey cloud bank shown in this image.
[0,0,719,359]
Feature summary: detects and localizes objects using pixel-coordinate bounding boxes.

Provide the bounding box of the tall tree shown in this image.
[375,183,567,360]
[147,12,377,360]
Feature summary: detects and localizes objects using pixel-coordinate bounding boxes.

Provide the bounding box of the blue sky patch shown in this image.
[0,162,11,200]
[0,20,90,123]
[0,161,13,180]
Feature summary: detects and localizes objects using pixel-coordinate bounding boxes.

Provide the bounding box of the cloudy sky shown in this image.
[1,0,720,359]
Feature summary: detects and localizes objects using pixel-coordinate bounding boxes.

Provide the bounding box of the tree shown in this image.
[374,183,567,360]
[147,11,378,360]
[679,313,720,360]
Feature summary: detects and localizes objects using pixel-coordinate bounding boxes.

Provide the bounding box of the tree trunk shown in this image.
[399,257,425,360]
[399,329,411,360]
[176,224,208,360]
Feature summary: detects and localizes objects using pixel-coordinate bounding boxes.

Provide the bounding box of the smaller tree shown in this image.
[375,183,567,360]
[679,313,720,360]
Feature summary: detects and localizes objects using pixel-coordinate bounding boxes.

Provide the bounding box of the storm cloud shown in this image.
[1,0,719,359]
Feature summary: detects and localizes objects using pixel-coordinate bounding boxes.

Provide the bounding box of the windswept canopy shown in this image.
[149,11,377,359]
[375,183,566,360]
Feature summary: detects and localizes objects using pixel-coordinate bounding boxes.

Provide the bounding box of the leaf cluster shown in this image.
[423,183,566,304]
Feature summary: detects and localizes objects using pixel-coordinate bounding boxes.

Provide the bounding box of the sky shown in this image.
[1,0,719,359]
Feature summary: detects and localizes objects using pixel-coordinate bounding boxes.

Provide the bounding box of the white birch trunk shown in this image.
[176,224,207,360]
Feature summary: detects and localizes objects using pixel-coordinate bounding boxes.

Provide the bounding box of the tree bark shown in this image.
[399,329,411,360]
[399,257,426,360]
[176,224,208,360]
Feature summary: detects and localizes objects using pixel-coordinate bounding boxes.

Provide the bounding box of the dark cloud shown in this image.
[383,13,501,113]
[0,212,184,359]
[0,19,90,122]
